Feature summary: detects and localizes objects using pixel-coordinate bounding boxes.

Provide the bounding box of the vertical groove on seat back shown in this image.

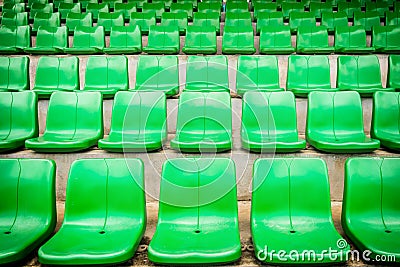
[0,92,13,140]
[0,159,20,231]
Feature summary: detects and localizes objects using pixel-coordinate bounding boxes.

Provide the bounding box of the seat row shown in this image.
[1,90,400,154]
[0,157,399,265]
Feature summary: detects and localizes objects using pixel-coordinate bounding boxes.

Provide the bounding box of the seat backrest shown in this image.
[185,55,229,91]
[223,26,254,49]
[161,12,188,29]
[72,26,105,49]
[58,2,81,20]
[66,12,92,33]
[309,2,332,18]
[226,1,248,12]
[102,0,122,9]
[35,26,68,48]
[109,25,141,48]
[30,3,53,19]
[33,12,60,30]
[253,2,278,20]
[1,12,28,27]
[386,11,400,26]
[371,91,400,138]
[184,25,216,47]
[366,1,389,17]
[114,3,136,19]
[289,11,316,31]
[353,11,380,31]
[388,55,400,89]
[256,11,284,33]
[260,25,292,48]
[338,1,361,17]
[192,11,219,31]
[129,12,156,34]
[287,55,331,89]
[372,25,400,50]
[0,25,31,48]
[282,2,304,18]
[0,56,29,91]
[296,25,330,49]
[97,12,124,30]
[2,3,26,13]
[198,2,221,14]
[147,25,179,48]
[142,2,164,17]
[225,11,252,27]
[86,3,109,19]
[127,0,146,9]
[335,25,368,49]
[321,11,348,32]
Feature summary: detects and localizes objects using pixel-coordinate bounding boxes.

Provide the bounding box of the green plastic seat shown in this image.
[287,55,335,97]
[256,11,284,34]
[192,12,220,35]
[197,2,221,17]
[321,11,348,34]
[0,91,37,152]
[171,92,232,152]
[334,26,374,54]
[225,1,248,13]
[53,0,74,9]
[32,12,60,32]
[2,3,25,13]
[79,0,97,10]
[309,2,333,19]
[353,11,380,32]
[134,55,179,96]
[103,25,141,54]
[24,26,67,54]
[253,2,278,21]
[114,2,136,21]
[337,1,361,18]
[0,26,31,54]
[1,12,28,27]
[130,12,156,35]
[161,12,187,35]
[38,158,146,265]
[29,3,53,20]
[176,0,197,10]
[25,91,103,152]
[388,55,400,89]
[372,25,400,54]
[252,158,350,264]
[371,92,400,151]
[337,55,393,97]
[98,91,167,152]
[86,3,109,21]
[185,56,228,92]
[142,2,164,20]
[83,56,128,98]
[32,56,79,98]
[0,56,29,92]
[170,3,193,21]
[97,12,124,34]
[102,0,122,9]
[0,158,56,264]
[64,26,105,54]
[296,25,334,54]
[143,25,180,55]
[65,12,92,34]
[342,157,400,262]
[27,0,47,9]
[148,157,241,264]
[366,1,389,18]
[127,0,146,10]
[259,25,295,55]
[306,91,380,153]
[58,3,81,21]
[281,2,304,20]
[386,11,400,26]
[236,55,282,96]
[182,25,217,55]
[225,11,252,27]
[222,26,255,55]
[289,11,316,33]
[242,92,306,152]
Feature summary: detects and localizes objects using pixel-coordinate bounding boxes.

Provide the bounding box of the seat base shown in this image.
[288,88,338,98]
[222,47,256,55]
[307,138,380,153]
[103,47,142,54]
[335,47,375,54]
[338,87,395,97]
[24,47,65,55]
[170,139,232,153]
[182,47,217,55]
[33,88,76,99]
[259,47,295,54]
[98,138,164,152]
[143,47,179,54]
[25,138,99,153]
[237,88,284,97]
[297,47,335,54]
[242,138,307,153]
[64,48,104,55]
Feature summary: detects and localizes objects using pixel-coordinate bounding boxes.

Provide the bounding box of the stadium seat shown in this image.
[225,11,252,28]
[128,0,146,10]
[306,91,380,153]
[388,55,400,90]
[102,0,122,9]
[334,26,374,54]
[103,25,142,54]
[28,0,48,9]
[342,157,400,262]
[256,11,284,34]
[170,3,193,21]
[386,11,400,26]
[79,0,96,10]
[143,25,180,55]
[182,26,217,55]
[134,55,179,96]
[148,158,241,264]
[198,2,221,16]
[281,2,304,20]
[236,55,282,96]
[296,26,334,54]
[142,2,164,21]
[32,12,60,32]
[252,158,350,264]
[337,55,393,97]
[192,12,220,35]
[372,25,400,54]
[0,56,29,92]
[29,3,53,20]
[170,92,232,153]
[130,12,156,35]
[25,91,103,152]
[287,55,334,97]
[241,92,305,152]
[289,11,316,33]
[58,3,80,21]
[321,11,348,34]
[176,0,197,10]
[222,26,255,55]
[38,158,146,265]
[65,12,92,34]
[161,12,187,35]
[0,158,56,264]
[371,91,400,151]
[86,3,109,21]
[0,91,37,152]
[97,12,124,34]
[1,12,28,27]
[64,26,105,54]
[185,56,229,92]
[114,3,136,21]
[32,56,79,98]
[1,3,25,13]
[0,26,31,54]
[353,11,380,32]
[259,25,294,55]
[83,56,128,98]
[366,1,389,18]
[309,2,333,20]
[98,91,167,152]
[225,1,248,13]
[253,2,278,21]
[24,26,67,54]
[337,1,361,18]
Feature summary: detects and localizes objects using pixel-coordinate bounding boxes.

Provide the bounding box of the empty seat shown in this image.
[176,0,197,10]
[134,55,179,96]
[32,12,60,32]
[86,3,109,21]
[386,11,400,26]
[64,26,105,54]
[98,91,167,152]
[296,25,334,54]
[170,3,193,21]
[256,11,284,34]
[342,157,400,262]
[58,3,81,21]
[83,56,128,98]
[252,158,350,264]
[309,2,333,19]
[366,1,389,18]
[353,11,380,32]
[171,92,232,152]
[182,25,216,55]
[1,12,28,27]
[28,0,48,9]
[281,2,304,20]
[222,26,255,55]
[242,92,305,152]
[236,55,282,96]
[253,2,278,21]
[0,158,56,264]
[321,11,348,34]
[25,92,103,152]
[0,56,29,91]
[29,3,53,20]
[97,12,124,34]
[103,25,142,54]
[225,11,252,28]
[388,55,400,89]
[226,1,248,13]
[114,3,136,21]
[38,158,146,265]
[306,91,380,153]
[130,12,156,35]
[0,91,37,152]
[148,158,241,264]
[185,56,228,92]
[24,26,67,54]
[337,55,393,97]
[65,12,92,34]
[161,12,188,35]
[142,2,164,20]
[334,26,374,54]
[78,0,97,10]
[102,0,122,9]
[259,25,294,55]
[152,0,172,9]
[372,25,400,54]
[32,56,79,98]
[0,26,31,54]
[289,11,316,33]
[2,3,25,13]
[128,0,146,10]
[192,12,220,35]
[198,2,221,17]
[143,25,180,54]
[337,1,361,18]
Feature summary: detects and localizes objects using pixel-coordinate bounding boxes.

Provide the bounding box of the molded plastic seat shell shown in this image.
[64,26,105,54]
[129,12,156,35]
[296,26,334,54]
[58,2,81,21]
[289,11,316,33]
[65,12,92,34]
[0,25,31,54]
[321,11,348,34]
[353,11,380,32]
[114,3,136,21]
[259,25,294,54]
[103,25,142,54]
[182,25,216,55]
[160,12,188,35]
[170,3,193,21]
[1,12,28,27]
[337,1,361,18]
[192,12,220,35]
[256,11,284,34]
[24,26,67,54]
[142,2,164,20]
[143,25,180,55]
[334,26,374,54]
[97,12,124,34]
[86,3,109,20]
[372,25,400,54]
[222,26,255,55]
[32,12,60,33]
[388,55,400,89]
[0,56,29,91]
